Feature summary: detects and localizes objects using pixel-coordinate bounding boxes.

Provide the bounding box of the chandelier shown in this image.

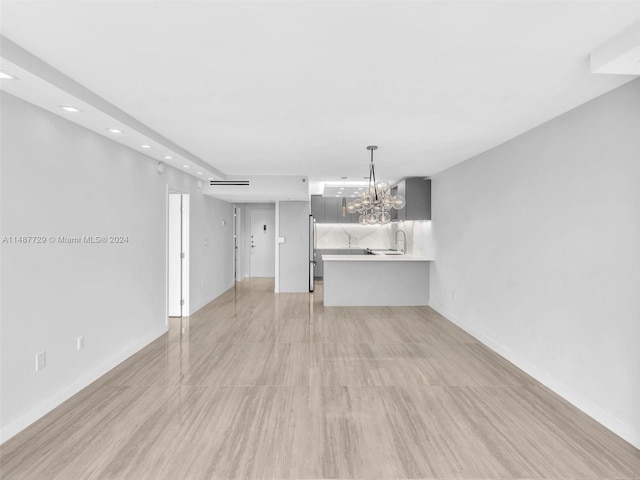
[346,146,405,224]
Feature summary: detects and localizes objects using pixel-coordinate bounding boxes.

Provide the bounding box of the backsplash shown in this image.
[391,220,434,258]
[316,224,394,249]
[316,221,434,258]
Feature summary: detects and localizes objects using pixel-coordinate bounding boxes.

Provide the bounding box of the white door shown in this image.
[250,209,275,277]
[168,194,182,316]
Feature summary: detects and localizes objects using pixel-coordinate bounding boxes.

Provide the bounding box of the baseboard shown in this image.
[0,325,167,445]
[188,281,236,316]
[429,302,640,450]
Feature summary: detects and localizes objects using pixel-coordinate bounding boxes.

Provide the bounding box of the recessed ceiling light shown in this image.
[141,144,151,149]
[60,106,81,113]
[163,155,173,160]
[107,128,123,134]
[0,71,17,79]
[183,165,190,168]
[196,172,203,175]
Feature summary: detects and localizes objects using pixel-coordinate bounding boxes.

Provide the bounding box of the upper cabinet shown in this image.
[312,179,430,223]
[323,197,339,223]
[311,195,324,222]
[310,195,358,223]
[336,199,356,223]
[391,178,431,221]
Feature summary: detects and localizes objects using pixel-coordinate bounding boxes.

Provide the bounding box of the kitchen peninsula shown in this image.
[322,254,433,306]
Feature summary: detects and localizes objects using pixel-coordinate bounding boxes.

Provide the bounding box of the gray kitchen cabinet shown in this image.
[324,197,339,223]
[337,207,350,223]
[314,249,324,278]
[347,212,361,224]
[311,195,359,224]
[336,199,355,223]
[391,178,431,221]
[311,195,324,222]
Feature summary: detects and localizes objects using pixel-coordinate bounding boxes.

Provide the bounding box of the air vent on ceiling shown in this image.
[210,180,250,186]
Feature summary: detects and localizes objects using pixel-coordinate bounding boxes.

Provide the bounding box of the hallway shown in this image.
[1,278,639,479]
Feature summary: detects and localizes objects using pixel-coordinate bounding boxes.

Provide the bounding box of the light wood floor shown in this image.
[2,278,639,479]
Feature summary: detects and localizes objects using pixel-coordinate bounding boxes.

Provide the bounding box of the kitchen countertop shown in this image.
[316,246,370,250]
[322,254,433,262]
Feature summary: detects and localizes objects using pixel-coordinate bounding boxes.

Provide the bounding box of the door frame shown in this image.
[166,188,190,319]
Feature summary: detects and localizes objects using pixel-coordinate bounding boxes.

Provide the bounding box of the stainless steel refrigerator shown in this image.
[309,215,316,292]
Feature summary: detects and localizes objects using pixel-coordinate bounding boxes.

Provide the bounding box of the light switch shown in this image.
[278,236,285,244]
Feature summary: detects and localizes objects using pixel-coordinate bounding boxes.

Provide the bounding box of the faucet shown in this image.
[395,229,407,253]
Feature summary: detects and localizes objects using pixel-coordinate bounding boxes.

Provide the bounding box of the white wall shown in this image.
[429,79,640,447]
[188,192,234,314]
[278,201,310,293]
[203,175,309,202]
[0,93,234,442]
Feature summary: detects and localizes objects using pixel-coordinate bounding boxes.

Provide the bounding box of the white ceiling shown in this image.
[1,1,639,185]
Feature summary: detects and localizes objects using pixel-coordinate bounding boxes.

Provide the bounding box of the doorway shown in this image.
[249,209,275,277]
[168,192,189,317]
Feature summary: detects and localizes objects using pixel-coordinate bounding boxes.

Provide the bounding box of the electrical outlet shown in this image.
[77,336,85,351]
[35,351,46,372]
